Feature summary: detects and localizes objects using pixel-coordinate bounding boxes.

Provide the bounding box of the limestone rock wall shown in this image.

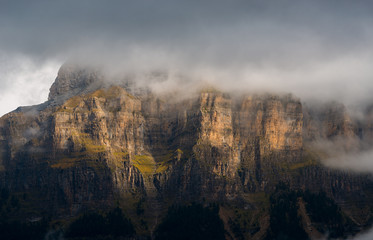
[0,65,372,229]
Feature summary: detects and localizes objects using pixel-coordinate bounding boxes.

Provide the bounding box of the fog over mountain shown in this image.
[1,0,373,116]
[2,2,373,238]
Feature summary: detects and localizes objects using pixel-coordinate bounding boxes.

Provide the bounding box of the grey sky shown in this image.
[1,0,373,116]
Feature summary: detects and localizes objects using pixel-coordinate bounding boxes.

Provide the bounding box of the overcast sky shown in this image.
[1,0,373,116]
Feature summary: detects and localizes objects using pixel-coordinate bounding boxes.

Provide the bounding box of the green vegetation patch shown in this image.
[90,86,122,99]
[289,158,317,170]
[56,96,83,113]
[134,149,182,175]
[154,151,176,173]
[113,151,129,158]
[50,151,87,169]
[277,149,319,171]
[89,86,136,101]
[156,161,170,173]
[64,96,82,108]
[50,158,79,169]
[50,153,106,173]
[133,155,156,176]
[72,132,107,153]
[50,131,107,169]
[109,151,129,169]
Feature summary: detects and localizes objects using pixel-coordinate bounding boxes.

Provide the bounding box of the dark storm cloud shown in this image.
[2,0,373,115]
[1,0,372,59]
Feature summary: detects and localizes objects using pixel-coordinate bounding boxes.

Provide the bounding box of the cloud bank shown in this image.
[1,0,373,116]
[324,149,373,174]
[0,52,60,115]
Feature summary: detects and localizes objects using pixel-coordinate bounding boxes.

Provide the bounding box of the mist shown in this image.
[324,149,373,174]
[311,137,373,174]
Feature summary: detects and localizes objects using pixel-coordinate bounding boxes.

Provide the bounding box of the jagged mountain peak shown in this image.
[48,63,103,101]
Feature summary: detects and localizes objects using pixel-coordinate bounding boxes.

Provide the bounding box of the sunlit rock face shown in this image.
[0,64,373,238]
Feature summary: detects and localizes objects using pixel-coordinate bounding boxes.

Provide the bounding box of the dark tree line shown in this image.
[65,207,135,239]
[0,188,48,240]
[155,203,226,240]
[265,182,357,240]
[265,182,309,240]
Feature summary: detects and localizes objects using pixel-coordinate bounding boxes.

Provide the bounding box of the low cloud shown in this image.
[64,43,373,105]
[323,149,373,174]
[1,1,373,116]
[311,137,373,174]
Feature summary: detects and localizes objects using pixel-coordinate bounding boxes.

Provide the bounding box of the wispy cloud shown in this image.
[0,52,61,116]
[311,136,373,174]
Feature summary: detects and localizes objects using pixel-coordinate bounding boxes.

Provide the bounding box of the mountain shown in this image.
[0,63,373,239]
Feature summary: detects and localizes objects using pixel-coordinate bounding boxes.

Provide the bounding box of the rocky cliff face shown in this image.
[48,63,103,101]
[0,65,373,239]
[303,102,359,144]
